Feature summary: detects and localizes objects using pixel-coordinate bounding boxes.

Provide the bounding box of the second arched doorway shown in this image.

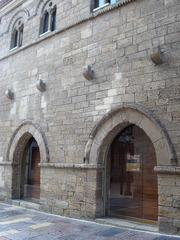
[11,135,41,202]
[20,137,40,200]
[105,124,158,222]
[7,122,49,202]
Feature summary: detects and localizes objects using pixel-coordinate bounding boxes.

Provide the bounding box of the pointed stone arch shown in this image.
[35,0,51,16]
[6,121,49,199]
[7,8,30,34]
[7,121,49,164]
[85,104,177,167]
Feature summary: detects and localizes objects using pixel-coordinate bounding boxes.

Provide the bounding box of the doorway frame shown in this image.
[84,104,177,224]
[6,121,49,200]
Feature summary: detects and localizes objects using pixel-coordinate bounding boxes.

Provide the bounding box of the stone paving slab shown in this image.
[0,203,180,240]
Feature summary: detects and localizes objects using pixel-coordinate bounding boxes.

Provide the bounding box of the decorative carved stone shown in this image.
[36,79,46,92]
[5,89,14,100]
[83,65,94,80]
[150,47,165,65]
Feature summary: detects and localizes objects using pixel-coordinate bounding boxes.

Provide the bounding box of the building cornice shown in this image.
[0,0,24,17]
[0,0,13,9]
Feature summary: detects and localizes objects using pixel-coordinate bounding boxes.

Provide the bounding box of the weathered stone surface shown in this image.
[0,0,179,235]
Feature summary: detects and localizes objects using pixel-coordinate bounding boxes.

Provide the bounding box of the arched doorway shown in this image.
[106,124,158,222]
[85,105,177,227]
[7,122,49,201]
[20,138,40,200]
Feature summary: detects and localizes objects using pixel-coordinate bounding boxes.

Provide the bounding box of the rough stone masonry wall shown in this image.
[0,0,179,234]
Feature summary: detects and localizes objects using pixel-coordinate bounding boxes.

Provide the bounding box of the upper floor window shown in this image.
[10,20,24,50]
[40,2,56,35]
[94,0,117,10]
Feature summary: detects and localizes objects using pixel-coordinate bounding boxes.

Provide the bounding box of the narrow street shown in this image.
[0,203,179,240]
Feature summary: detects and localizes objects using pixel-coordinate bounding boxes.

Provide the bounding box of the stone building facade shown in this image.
[0,0,180,235]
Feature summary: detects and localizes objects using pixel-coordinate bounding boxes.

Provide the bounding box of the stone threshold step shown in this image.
[95,217,158,233]
[11,199,40,211]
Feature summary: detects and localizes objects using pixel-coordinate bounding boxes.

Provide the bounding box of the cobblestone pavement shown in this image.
[0,203,180,240]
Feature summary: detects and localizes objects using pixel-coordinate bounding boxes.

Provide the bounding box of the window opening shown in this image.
[94,0,117,9]
[19,24,24,47]
[40,3,57,35]
[11,29,18,48]
[43,11,49,33]
[10,21,24,50]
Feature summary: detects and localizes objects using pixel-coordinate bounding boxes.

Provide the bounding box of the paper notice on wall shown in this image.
[126,154,141,172]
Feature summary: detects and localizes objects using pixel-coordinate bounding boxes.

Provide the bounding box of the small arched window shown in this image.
[19,24,24,47]
[43,11,49,33]
[11,29,18,48]
[10,21,24,50]
[40,2,57,35]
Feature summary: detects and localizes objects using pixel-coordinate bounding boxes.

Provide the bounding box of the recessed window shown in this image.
[19,24,24,47]
[10,21,24,50]
[40,4,57,35]
[94,0,117,10]
[11,29,18,48]
[43,11,49,33]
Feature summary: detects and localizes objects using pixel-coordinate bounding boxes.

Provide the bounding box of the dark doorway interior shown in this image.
[20,138,40,200]
[108,125,158,222]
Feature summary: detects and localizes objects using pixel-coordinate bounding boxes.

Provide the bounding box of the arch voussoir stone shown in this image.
[7,121,49,164]
[85,104,177,166]
[139,116,163,144]
[154,137,172,166]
